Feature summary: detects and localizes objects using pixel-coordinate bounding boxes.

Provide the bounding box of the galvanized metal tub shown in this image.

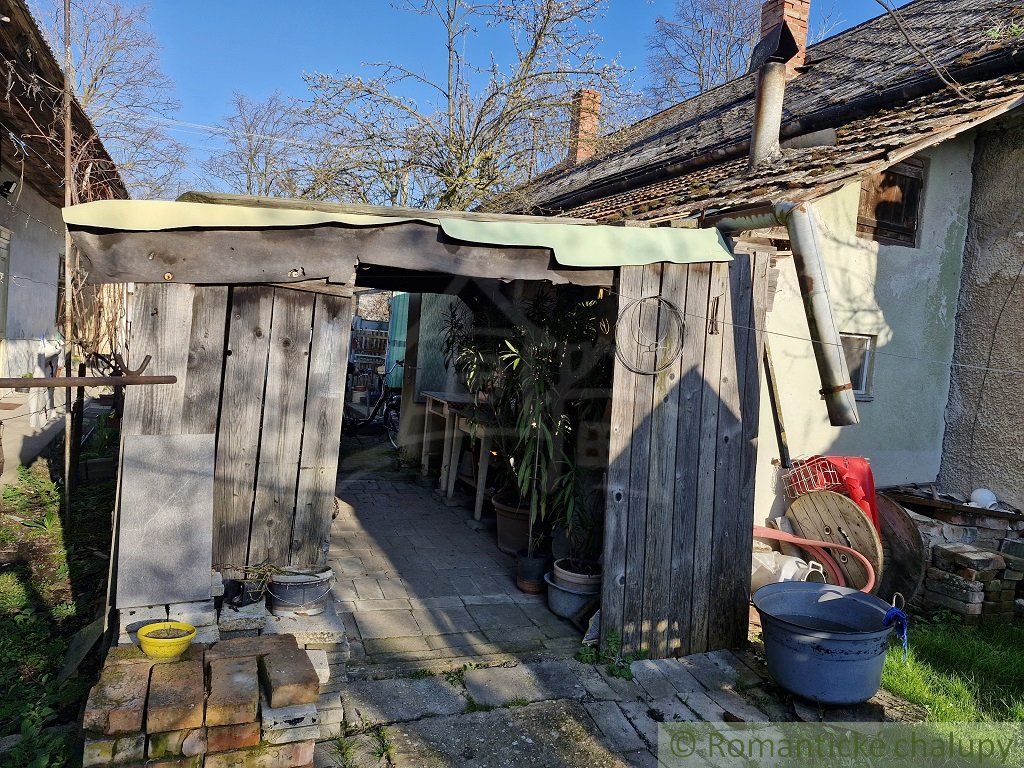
[752,581,894,705]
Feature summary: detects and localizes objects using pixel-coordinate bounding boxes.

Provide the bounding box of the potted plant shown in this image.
[516,532,549,594]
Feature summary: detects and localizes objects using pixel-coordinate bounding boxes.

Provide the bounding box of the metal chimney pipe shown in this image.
[749,60,788,169]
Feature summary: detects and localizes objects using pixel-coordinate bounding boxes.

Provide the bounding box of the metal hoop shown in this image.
[613,295,685,375]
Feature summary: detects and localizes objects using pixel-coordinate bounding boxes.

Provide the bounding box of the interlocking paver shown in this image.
[353,609,422,640]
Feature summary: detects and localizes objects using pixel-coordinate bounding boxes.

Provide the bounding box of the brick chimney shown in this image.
[567,89,601,164]
[760,0,810,79]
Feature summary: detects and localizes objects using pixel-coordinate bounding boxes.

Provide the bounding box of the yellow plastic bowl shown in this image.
[136,621,196,660]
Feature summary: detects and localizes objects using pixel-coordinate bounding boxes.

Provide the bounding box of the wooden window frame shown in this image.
[840,332,876,402]
[857,159,926,248]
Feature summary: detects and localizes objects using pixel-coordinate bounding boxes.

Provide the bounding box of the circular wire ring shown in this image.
[613,295,685,375]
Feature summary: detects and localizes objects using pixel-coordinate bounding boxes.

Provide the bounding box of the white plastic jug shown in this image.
[751,551,826,592]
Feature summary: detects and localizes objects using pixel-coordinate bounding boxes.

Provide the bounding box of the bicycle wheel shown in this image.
[385,408,401,449]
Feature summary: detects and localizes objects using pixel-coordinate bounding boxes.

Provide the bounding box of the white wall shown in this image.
[0,163,65,424]
[753,135,975,521]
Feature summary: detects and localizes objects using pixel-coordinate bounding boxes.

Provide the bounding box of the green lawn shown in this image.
[0,463,115,767]
[883,613,1024,722]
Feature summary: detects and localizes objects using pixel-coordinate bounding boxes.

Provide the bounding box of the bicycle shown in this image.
[345,360,403,448]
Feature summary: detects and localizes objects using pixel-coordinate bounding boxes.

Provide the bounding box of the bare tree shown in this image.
[304,0,632,211]
[30,0,186,198]
[646,0,844,109]
[202,92,307,197]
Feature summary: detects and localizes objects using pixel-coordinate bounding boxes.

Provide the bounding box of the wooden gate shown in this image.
[603,253,769,657]
[120,283,354,574]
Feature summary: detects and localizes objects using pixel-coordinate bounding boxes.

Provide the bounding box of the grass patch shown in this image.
[575,631,646,680]
[505,697,530,707]
[333,734,359,768]
[882,613,1024,721]
[0,462,115,767]
[464,695,494,713]
[406,668,434,679]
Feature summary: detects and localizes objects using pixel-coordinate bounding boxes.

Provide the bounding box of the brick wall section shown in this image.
[759,0,810,78]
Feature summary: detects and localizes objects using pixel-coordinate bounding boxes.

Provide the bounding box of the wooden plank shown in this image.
[641,263,687,658]
[708,254,755,650]
[601,265,644,650]
[688,262,729,654]
[249,289,315,567]
[121,283,194,437]
[733,253,770,643]
[669,263,712,656]
[182,286,229,434]
[213,286,274,572]
[621,263,663,653]
[291,294,353,566]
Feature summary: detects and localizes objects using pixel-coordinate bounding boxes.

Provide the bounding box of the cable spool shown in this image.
[613,295,684,375]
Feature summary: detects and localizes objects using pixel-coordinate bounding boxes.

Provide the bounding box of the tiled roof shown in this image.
[511,0,1024,221]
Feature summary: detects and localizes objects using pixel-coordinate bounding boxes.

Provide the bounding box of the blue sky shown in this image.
[142,0,900,179]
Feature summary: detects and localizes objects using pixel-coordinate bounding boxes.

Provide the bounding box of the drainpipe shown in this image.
[749,60,787,168]
[712,201,860,427]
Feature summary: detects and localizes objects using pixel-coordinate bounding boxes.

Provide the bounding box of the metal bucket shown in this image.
[267,567,334,616]
[752,582,894,705]
[544,572,599,620]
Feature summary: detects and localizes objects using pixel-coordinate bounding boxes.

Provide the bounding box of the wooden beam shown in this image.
[69,222,613,289]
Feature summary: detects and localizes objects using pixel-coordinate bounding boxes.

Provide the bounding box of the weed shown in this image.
[371,725,395,762]
[574,632,646,680]
[505,697,530,707]
[443,662,482,688]
[464,695,494,713]
[21,509,61,534]
[333,734,359,768]
[407,668,434,679]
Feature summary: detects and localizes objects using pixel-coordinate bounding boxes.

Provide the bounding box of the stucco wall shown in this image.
[753,135,974,521]
[940,113,1024,509]
[0,162,64,381]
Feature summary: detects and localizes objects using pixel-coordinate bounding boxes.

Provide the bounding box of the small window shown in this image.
[857,160,925,247]
[840,333,875,401]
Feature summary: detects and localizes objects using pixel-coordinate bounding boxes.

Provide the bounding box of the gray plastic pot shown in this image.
[544,572,599,620]
[267,567,334,616]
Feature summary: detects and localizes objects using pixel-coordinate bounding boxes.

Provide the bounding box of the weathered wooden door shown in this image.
[120,283,354,576]
[603,253,769,657]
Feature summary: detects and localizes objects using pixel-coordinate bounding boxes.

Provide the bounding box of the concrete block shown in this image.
[925,567,983,592]
[118,604,168,633]
[83,662,151,735]
[262,603,348,645]
[925,580,984,603]
[168,599,218,628]
[317,690,344,725]
[206,722,260,753]
[259,648,320,708]
[463,662,585,707]
[219,599,266,632]
[260,694,320,732]
[924,589,983,614]
[319,721,344,740]
[116,434,214,608]
[207,657,259,726]
[82,733,144,766]
[147,659,205,732]
[933,543,1005,571]
[203,741,314,768]
[584,700,646,752]
[305,649,329,687]
[262,724,322,745]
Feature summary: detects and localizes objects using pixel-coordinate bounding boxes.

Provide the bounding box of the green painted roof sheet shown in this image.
[63,199,732,268]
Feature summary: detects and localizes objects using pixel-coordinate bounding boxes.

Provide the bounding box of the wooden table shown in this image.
[419,391,499,520]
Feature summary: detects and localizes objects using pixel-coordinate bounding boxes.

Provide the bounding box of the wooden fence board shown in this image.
[601,265,644,648]
[642,262,687,657]
[291,293,354,566]
[122,283,194,436]
[621,263,663,652]
[668,263,712,656]
[182,286,229,435]
[708,255,755,649]
[213,286,274,572]
[249,289,315,567]
[688,261,729,654]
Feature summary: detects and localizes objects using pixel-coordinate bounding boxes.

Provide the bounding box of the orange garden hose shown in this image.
[753,525,876,593]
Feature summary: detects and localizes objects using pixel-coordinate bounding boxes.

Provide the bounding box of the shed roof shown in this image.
[510,0,1024,222]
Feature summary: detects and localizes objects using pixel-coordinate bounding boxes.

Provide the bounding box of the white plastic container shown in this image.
[751,551,825,592]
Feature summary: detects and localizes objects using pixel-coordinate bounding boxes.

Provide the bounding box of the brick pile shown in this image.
[922,543,1021,624]
[83,633,332,767]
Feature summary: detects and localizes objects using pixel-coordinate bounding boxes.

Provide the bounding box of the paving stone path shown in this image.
[329,471,580,673]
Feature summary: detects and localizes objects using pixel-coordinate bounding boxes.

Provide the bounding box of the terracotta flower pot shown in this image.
[493,492,530,555]
[553,558,601,592]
